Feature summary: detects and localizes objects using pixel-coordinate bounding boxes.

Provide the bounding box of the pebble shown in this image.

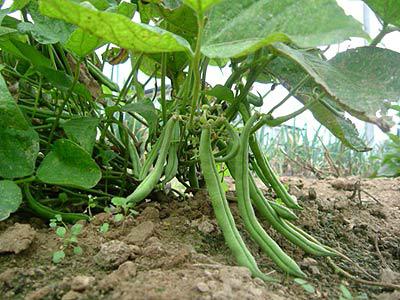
[94,240,133,268]
[0,223,36,254]
[196,282,209,293]
[70,275,94,292]
[126,221,155,245]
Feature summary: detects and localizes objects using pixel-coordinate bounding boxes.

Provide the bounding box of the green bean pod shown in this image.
[268,201,298,221]
[250,136,302,210]
[127,117,176,205]
[235,115,305,277]
[215,121,240,163]
[249,178,335,256]
[87,60,120,92]
[199,126,274,281]
[139,136,163,181]
[24,185,89,223]
[163,122,180,184]
[250,159,271,188]
[128,141,142,180]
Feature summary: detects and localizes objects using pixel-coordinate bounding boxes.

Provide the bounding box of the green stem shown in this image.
[48,59,82,145]
[189,12,205,126]
[161,53,167,123]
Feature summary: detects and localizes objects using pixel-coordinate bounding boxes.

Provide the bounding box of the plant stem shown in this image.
[189,11,205,126]
[161,53,167,123]
[48,59,82,145]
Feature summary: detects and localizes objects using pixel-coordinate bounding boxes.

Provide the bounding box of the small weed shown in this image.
[49,215,84,264]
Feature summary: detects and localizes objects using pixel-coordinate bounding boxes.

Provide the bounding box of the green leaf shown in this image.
[206,84,234,102]
[17,2,75,44]
[294,278,315,294]
[202,0,367,58]
[71,223,83,235]
[363,0,400,27]
[265,46,370,152]
[0,180,22,221]
[99,223,109,233]
[73,246,83,255]
[183,0,221,13]
[0,38,91,99]
[61,117,100,154]
[64,29,103,58]
[339,284,353,299]
[0,74,39,178]
[37,139,102,189]
[9,0,32,11]
[39,0,192,54]
[121,99,158,135]
[273,44,400,131]
[328,47,400,129]
[52,250,65,263]
[63,1,136,57]
[111,197,128,207]
[56,227,67,238]
[163,0,183,10]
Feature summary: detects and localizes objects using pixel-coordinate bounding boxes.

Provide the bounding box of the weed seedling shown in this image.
[49,214,84,263]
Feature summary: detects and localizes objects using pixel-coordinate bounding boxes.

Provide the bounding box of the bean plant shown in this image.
[0,0,400,280]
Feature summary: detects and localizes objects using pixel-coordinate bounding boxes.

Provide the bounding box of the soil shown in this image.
[0,177,399,300]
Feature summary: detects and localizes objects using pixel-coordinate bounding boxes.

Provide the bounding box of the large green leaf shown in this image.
[0,75,39,178]
[201,0,367,58]
[265,49,370,152]
[0,38,91,99]
[183,0,221,12]
[122,99,158,135]
[273,44,400,131]
[39,0,192,54]
[63,1,136,57]
[61,117,100,154]
[363,0,400,27]
[0,180,22,221]
[17,2,75,44]
[37,139,102,189]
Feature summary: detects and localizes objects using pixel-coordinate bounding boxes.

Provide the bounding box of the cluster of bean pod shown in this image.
[198,109,336,280]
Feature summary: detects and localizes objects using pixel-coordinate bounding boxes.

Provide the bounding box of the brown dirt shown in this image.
[0,177,399,300]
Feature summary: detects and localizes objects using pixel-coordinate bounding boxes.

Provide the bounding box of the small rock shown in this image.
[125,221,155,245]
[0,223,36,254]
[331,179,354,191]
[0,268,19,288]
[249,287,263,297]
[301,257,318,267]
[378,291,400,300]
[308,188,317,200]
[94,240,132,268]
[334,198,348,210]
[91,212,111,226]
[191,217,215,234]
[309,266,320,275]
[381,267,400,283]
[289,185,304,199]
[196,282,209,293]
[137,206,160,222]
[70,275,94,292]
[370,208,387,220]
[142,237,165,257]
[98,261,137,291]
[61,290,82,300]
[25,285,53,300]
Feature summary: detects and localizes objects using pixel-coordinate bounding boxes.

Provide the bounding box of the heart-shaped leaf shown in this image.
[0,180,22,221]
[363,0,400,27]
[61,117,100,154]
[37,139,102,189]
[0,75,39,178]
[202,0,367,58]
[39,0,192,54]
